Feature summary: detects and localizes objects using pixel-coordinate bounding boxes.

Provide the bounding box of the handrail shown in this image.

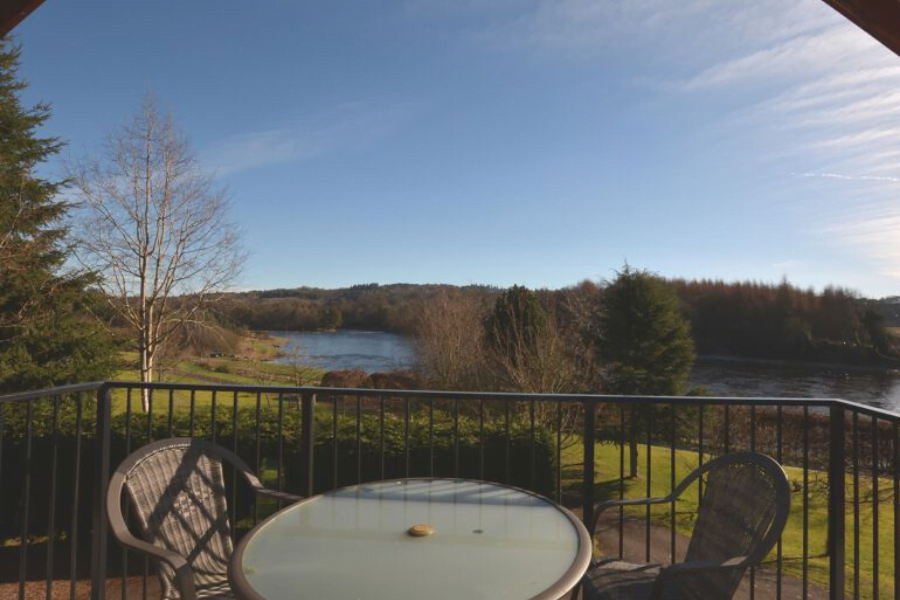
[2,380,898,422]
[96,380,842,407]
[0,381,105,403]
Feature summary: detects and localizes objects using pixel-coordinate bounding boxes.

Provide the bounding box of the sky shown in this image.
[13,0,900,298]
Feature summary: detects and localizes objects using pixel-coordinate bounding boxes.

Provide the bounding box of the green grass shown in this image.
[561,441,893,600]
[244,332,289,360]
[107,344,324,415]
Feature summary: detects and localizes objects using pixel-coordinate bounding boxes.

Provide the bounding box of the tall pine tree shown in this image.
[595,266,695,395]
[593,265,696,476]
[0,39,115,392]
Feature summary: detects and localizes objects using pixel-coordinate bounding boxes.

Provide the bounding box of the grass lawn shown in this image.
[562,441,893,600]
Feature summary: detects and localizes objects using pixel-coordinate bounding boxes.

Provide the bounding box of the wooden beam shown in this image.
[1,0,48,37]
[820,0,900,57]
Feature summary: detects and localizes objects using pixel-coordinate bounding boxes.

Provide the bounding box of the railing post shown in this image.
[829,402,846,600]
[301,391,315,497]
[583,399,596,530]
[90,384,112,600]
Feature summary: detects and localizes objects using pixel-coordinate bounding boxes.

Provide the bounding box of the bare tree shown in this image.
[483,316,577,394]
[414,289,488,391]
[71,96,245,409]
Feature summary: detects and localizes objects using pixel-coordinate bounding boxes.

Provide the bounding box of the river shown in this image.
[270,330,900,413]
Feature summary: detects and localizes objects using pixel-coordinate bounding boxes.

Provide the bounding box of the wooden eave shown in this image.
[1,0,47,37]
[820,0,900,57]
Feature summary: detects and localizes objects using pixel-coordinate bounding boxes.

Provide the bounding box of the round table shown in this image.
[229,478,591,600]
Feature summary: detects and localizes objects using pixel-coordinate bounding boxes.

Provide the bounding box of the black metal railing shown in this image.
[1,381,898,600]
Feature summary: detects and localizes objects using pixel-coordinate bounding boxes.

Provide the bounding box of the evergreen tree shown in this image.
[594,266,696,476]
[483,285,549,369]
[0,39,116,392]
[595,266,695,395]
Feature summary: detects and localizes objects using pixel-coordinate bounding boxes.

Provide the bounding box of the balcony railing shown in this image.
[1,381,898,600]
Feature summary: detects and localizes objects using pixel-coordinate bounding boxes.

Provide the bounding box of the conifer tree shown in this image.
[0,39,115,392]
[595,266,695,396]
[484,285,549,369]
[594,265,696,476]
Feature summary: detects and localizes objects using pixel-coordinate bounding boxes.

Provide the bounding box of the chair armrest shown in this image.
[253,486,303,504]
[591,496,674,533]
[648,556,749,600]
[109,528,198,600]
[595,496,674,513]
[227,456,303,504]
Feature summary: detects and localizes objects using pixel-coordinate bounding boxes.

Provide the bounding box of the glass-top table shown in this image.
[229,478,591,600]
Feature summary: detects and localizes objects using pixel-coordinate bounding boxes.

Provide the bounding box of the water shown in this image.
[690,359,900,413]
[270,330,415,373]
[269,330,900,413]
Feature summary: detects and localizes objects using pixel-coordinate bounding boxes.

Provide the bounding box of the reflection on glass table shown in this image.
[229,478,591,600]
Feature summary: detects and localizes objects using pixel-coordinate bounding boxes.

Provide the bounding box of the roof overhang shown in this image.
[1,0,47,37]
[820,0,900,57]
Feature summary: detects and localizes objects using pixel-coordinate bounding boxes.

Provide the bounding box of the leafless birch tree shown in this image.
[71,97,245,409]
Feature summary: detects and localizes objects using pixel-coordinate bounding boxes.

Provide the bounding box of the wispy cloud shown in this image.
[678,27,879,91]
[593,2,900,280]
[443,0,900,281]
[793,172,900,184]
[202,102,415,176]
[821,214,900,268]
[474,0,836,60]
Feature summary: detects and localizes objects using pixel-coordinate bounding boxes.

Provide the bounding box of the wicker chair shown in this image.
[582,452,791,600]
[106,438,302,600]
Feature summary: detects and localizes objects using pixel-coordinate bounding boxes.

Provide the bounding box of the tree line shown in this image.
[213,278,899,372]
[671,279,896,364]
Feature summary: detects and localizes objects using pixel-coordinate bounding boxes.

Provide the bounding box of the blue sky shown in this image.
[14,0,900,298]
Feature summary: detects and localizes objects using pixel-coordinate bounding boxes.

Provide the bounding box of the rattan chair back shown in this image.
[114,439,235,600]
[678,452,789,600]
